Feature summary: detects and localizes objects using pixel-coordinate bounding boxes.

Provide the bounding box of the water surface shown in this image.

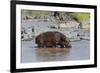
[21,40,90,63]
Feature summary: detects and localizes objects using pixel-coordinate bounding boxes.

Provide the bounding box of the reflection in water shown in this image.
[21,40,90,63]
[36,48,70,54]
[35,48,70,62]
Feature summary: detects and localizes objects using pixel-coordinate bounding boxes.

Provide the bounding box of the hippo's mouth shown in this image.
[66,44,72,48]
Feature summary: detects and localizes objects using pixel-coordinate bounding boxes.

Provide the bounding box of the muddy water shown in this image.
[21,40,90,63]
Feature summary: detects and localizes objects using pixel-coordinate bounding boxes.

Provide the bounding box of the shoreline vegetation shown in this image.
[21,10,90,41]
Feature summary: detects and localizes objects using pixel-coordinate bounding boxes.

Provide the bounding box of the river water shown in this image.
[21,40,90,63]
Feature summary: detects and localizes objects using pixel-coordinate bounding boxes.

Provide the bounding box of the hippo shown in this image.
[35,31,72,48]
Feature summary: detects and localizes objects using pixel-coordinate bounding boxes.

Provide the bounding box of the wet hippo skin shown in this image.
[35,31,72,48]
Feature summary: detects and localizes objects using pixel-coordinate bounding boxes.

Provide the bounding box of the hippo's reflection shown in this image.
[34,48,71,62]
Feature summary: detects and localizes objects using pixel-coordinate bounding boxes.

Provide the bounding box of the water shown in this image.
[21,40,90,63]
